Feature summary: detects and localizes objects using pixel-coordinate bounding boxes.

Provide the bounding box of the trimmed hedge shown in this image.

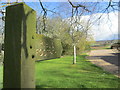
[35,34,63,61]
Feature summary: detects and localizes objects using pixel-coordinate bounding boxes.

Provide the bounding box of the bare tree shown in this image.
[36,0,119,64]
[0,0,119,64]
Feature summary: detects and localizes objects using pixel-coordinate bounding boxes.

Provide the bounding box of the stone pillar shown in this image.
[3,3,36,88]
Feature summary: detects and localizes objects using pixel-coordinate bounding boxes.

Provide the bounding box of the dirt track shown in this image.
[86,49,120,77]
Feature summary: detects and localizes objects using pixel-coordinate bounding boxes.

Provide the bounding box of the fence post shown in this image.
[3,3,36,88]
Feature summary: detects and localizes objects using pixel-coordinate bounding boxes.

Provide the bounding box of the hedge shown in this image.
[35,34,63,61]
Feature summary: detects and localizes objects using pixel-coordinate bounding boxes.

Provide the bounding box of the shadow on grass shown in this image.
[105,47,111,49]
[36,84,86,88]
[90,64,103,69]
[36,85,52,88]
[77,55,88,60]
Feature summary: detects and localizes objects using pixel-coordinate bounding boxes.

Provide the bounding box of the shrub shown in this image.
[35,34,63,61]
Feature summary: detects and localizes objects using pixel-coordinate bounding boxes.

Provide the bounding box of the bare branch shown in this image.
[39,0,47,33]
[68,0,90,12]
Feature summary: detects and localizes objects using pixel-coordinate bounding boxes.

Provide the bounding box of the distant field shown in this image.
[91,45,111,50]
[0,54,119,88]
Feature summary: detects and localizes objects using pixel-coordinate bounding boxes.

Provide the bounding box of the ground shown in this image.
[86,49,120,77]
[0,48,120,88]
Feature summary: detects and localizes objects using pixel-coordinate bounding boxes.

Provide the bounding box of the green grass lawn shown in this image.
[0,55,119,88]
[0,64,3,88]
[35,55,120,88]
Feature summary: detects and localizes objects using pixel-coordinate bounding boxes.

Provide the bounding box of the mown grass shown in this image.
[35,55,120,88]
[0,55,119,88]
[0,64,3,88]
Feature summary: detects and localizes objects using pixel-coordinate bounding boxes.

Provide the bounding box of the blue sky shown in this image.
[0,0,119,41]
[24,2,118,18]
[25,1,119,41]
[0,0,119,2]
[0,1,119,18]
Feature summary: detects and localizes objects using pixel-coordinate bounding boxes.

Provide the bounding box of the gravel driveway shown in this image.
[86,49,120,77]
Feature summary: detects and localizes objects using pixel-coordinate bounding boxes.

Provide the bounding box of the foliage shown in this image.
[0,53,4,64]
[35,34,63,61]
[37,16,94,55]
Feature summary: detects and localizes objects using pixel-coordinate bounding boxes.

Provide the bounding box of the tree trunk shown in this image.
[73,45,76,64]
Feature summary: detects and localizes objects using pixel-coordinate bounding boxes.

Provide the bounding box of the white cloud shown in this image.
[91,12,118,41]
[65,11,118,41]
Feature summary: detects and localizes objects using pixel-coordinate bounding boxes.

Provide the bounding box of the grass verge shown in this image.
[0,64,3,88]
[35,55,120,88]
[0,54,119,88]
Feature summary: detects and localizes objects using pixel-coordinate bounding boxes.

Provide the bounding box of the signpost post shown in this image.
[3,3,62,88]
[3,3,36,88]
